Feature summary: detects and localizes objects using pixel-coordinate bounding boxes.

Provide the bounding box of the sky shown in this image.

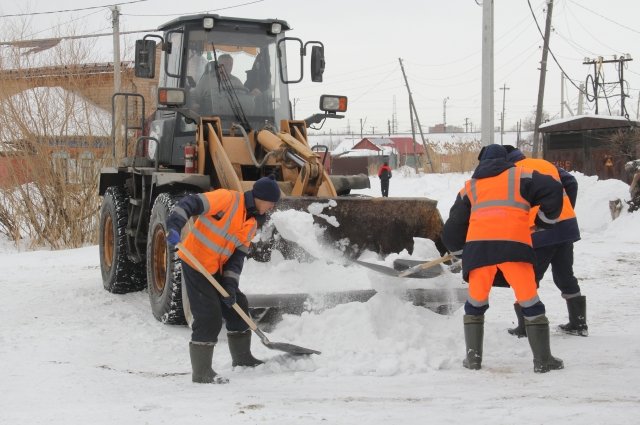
[3,0,640,135]
[1,170,639,424]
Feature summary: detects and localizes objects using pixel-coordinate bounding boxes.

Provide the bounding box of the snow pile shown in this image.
[1,171,638,424]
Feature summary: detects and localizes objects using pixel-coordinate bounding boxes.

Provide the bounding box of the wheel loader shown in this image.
[98,14,447,325]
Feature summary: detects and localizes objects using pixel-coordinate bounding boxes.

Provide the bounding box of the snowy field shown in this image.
[1,171,639,424]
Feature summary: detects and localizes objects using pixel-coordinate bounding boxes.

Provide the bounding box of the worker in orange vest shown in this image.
[504,146,587,338]
[443,144,565,373]
[166,175,281,384]
[377,162,392,197]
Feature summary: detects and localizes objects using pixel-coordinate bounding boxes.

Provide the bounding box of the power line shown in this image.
[0,0,147,18]
[567,0,640,36]
[0,29,156,47]
[527,0,586,95]
[122,0,266,17]
[25,9,106,40]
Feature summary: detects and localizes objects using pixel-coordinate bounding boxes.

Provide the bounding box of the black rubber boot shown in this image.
[228,330,264,367]
[462,314,484,370]
[507,303,527,338]
[558,295,588,337]
[189,342,229,384]
[525,315,564,373]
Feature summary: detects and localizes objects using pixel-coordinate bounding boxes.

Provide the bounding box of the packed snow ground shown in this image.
[1,171,639,424]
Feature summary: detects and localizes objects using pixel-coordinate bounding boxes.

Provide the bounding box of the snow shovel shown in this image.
[354,254,456,278]
[397,253,454,278]
[353,259,442,278]
[176,242,321,356]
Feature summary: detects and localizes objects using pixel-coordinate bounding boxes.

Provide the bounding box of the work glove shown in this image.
[166,228,181,246]
[220,277,237,308]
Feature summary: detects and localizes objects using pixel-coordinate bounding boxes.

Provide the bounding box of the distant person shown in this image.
[442,144,565,373]
[626,160,640,212]
[378,162,392,197]
[165,176,281,384]
[504,146,587,338]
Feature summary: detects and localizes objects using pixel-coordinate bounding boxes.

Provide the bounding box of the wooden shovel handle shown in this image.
[397,253,455,278]
[176,242,257,331]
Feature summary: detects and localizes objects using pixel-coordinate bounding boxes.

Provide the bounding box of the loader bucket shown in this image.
[274,196,445,258]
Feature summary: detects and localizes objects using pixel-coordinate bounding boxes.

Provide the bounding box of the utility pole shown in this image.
[392,95,398,134]
[583,55,633,117]
[499,83,509,145]
[409,98,418,173]
[561,73,574,117]
[371,126,376,134]
[442,97,450,132]
[111,5,121,94]
[578,83,585,115]
[398,57,433,172]
[292,98,299,119]
[111,5,123,159]
[481,0,494,146]
[560,73,565,118]
[464,117,470,133]
[532,0,554,158]
[359,118,367,139]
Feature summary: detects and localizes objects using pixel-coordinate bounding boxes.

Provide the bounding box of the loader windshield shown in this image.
[183,25,290,132]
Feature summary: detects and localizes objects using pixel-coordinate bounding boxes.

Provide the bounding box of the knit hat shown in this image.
[252,175,281,202]
[477,143,507,161]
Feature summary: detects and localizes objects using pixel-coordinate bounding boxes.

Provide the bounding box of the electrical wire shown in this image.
[0,29,156,47]
[23,9,106,40]
[122,0,265,17]
[527,0,586,95]
[0,0,147,18]
[567,0,640,36]
[562,2,619,55]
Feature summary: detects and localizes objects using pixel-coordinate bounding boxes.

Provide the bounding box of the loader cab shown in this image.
[138,15,300,134]
[133,14,332,168]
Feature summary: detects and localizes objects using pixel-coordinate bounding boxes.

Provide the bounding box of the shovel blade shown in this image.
[354,259,442,278]
[262,340,321,356]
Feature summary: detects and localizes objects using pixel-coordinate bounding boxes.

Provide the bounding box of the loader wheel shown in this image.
[99,186,146,294]
[146,192,190,325]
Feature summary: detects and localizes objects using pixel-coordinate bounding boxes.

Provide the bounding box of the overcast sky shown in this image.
[3,0,640,135]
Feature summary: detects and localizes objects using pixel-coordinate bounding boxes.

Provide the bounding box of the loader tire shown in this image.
[146,192,189,325]
[99,186,146,294]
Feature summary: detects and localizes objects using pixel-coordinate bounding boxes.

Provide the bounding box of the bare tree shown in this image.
[0,19,111,248]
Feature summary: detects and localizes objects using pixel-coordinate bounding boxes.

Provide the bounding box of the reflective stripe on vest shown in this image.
[516,158,577,227]
[179,190,257,274]
[464,167,533,246]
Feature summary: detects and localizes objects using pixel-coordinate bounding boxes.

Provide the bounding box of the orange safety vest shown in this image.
[516,158,576,228]
[178,189,257,274]
[464,167,533,246]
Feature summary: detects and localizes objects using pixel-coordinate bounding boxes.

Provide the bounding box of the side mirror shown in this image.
[135,39,156,79]
[310,45,325,82]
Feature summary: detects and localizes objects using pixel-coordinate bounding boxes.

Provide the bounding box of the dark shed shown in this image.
[541,116,640,182]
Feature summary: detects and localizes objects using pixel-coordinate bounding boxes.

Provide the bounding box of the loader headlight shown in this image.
[158,88,186,106]
[319,95,348,113]
[270,22,282,34]
[203,17,214,30]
